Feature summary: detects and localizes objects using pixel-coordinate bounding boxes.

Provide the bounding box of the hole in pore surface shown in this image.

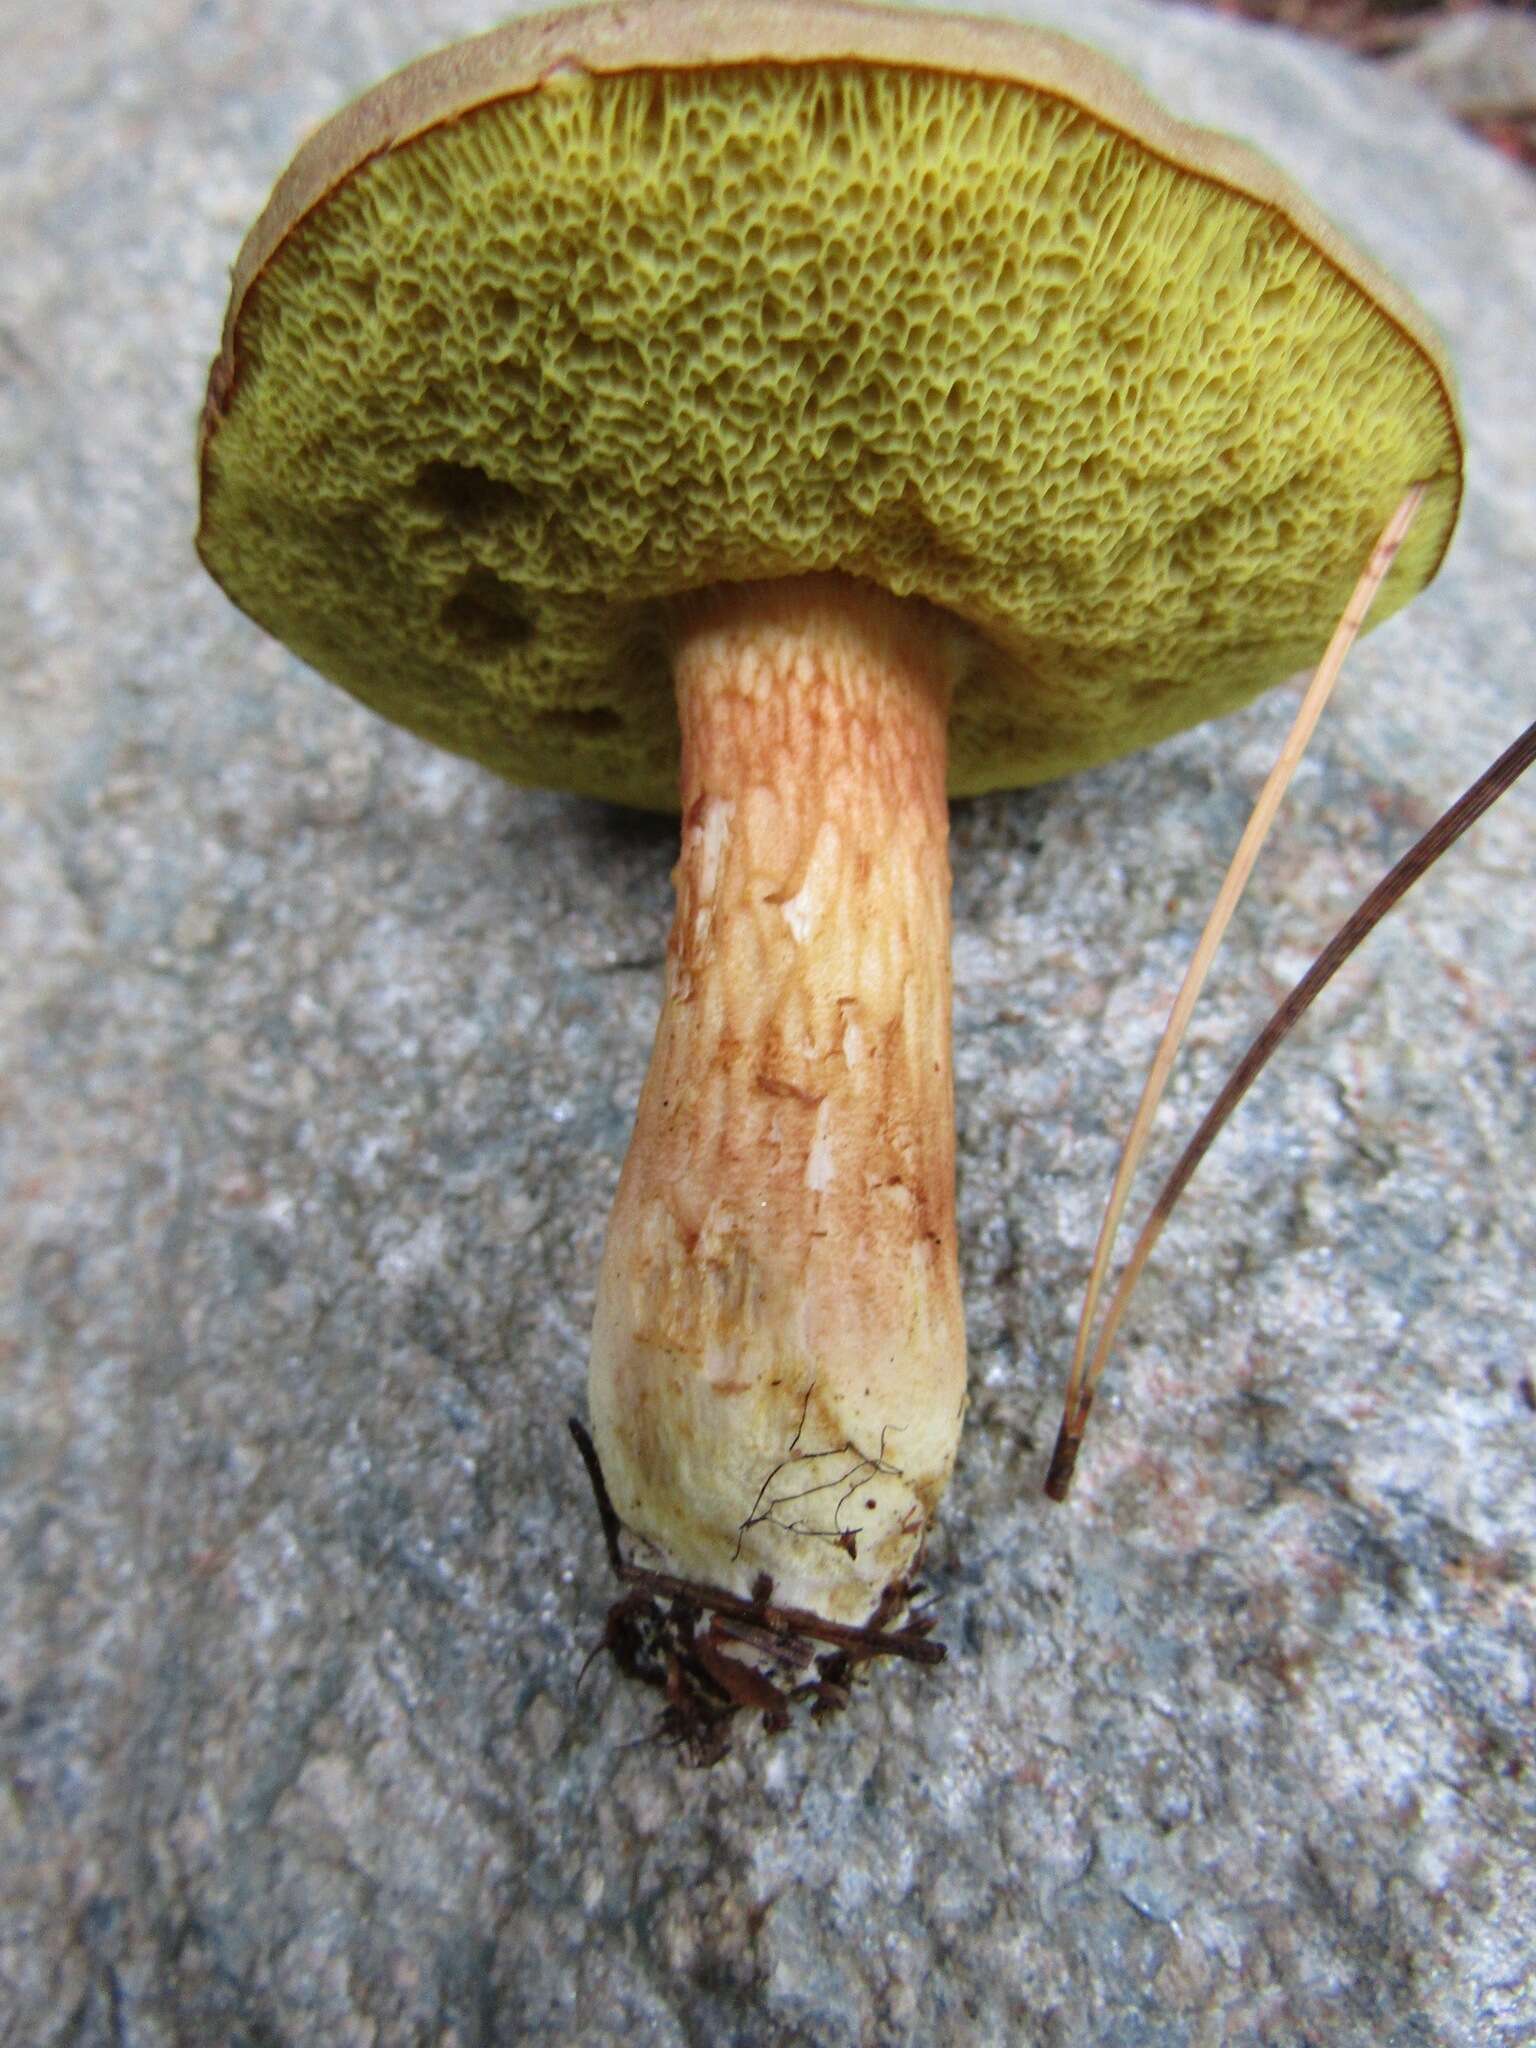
[534,704,624,740]
[339,268,380,313]
[440,568,533,654]
[413,459,531,530]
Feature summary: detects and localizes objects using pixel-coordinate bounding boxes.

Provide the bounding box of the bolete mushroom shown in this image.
[197,0,1462,1720]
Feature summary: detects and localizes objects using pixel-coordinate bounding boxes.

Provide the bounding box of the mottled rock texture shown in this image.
[2,2,1532,2043]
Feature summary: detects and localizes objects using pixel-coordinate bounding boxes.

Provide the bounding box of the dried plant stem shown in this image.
[1045,710,1536,1499]
[1047,484,1426,1498]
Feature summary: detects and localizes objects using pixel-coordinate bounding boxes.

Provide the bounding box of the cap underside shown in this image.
[198,8,1461,809]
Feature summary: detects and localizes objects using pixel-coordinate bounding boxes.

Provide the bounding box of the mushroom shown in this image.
[197,0,1462,1712]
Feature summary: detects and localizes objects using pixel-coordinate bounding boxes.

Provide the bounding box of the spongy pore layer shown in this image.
[199,51,1461,809]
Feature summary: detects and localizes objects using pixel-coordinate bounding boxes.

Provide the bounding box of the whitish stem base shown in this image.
[588,576,968,1628]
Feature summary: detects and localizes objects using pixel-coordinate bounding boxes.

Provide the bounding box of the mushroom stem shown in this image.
[588,575,968,1628]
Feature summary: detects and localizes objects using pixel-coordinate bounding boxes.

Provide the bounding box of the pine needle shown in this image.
[1046,484,1426,1499]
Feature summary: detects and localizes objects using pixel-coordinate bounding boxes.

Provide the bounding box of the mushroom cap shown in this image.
[197,0,1462,810]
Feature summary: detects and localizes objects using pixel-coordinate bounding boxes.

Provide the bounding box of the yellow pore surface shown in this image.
[199,56,1461,810]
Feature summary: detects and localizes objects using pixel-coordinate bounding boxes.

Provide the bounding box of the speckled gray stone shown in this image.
[3,3,1533,2044]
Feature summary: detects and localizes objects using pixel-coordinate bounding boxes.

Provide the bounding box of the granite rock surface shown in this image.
[2,2,1534,2042]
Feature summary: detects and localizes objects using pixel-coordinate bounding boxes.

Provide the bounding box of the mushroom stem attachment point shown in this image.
[568,1419,946,1665]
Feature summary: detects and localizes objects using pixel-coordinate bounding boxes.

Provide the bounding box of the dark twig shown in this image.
[1129,716,1536,1247]
[568,1412,628,1578]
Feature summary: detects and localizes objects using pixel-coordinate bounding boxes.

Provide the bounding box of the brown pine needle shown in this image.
[1047,483,1426,1500]
[1046,711,1536,1499]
